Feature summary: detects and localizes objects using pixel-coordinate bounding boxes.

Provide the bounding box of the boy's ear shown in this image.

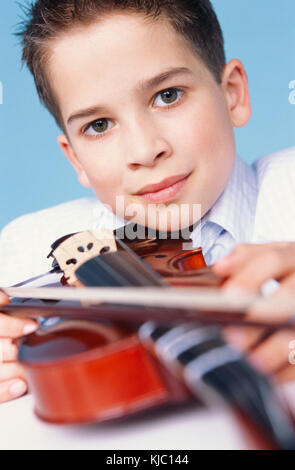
[57,134,91,188]
[222,59,251,128]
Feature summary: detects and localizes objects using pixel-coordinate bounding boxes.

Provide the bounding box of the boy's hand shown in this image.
[212,243,295,383]
[0,292,38,403]
[213,242,295,295]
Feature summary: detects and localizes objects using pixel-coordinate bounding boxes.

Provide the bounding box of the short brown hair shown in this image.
[17,0,225,132]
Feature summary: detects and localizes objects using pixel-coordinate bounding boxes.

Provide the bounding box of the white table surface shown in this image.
[1,382,295,450]
[0,395,245,450]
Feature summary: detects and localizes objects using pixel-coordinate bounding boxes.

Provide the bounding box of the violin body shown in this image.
[14,228,295,450]
[20,321,191,424]
[18,231,204,424]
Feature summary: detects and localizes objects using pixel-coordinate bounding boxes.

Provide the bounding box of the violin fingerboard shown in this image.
[139,322,295,450]
[75,251,165,287]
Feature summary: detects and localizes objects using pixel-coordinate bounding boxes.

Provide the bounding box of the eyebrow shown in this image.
[67,66,193,126]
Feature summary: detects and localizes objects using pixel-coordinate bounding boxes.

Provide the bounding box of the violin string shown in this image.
[12,267,60,288]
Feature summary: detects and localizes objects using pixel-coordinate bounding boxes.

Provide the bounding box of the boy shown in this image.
[0,0,295,404]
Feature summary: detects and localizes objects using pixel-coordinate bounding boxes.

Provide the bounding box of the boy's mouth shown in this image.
[134,173,191,204]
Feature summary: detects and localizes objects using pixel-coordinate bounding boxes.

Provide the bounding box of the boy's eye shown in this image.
[82,87,184,138]
[83,118,111,137]
[90,119,108,133]
[154,87,183,107]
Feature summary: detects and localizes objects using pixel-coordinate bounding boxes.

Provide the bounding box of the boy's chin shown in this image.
[123,210,201,237]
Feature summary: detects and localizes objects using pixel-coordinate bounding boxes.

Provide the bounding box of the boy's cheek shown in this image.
[89,174,122,200]
[188,92,235,161]
[86,169,125,212]
[76,150,122,189]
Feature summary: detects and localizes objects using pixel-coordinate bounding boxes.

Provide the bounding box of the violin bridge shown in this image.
[53,229,117,285]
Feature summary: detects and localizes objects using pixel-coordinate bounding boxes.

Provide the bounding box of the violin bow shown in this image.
[2,284,295,330]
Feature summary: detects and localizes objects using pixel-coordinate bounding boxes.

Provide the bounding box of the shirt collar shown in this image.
[191,156,258,249]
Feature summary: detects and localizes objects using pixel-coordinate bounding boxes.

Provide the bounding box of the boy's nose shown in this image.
[124,119,172,169]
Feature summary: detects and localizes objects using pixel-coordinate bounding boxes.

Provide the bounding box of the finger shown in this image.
[276,272,295,292]
[0,313,38,339]
[246,274,295,325]
[213,244,269,276]
[246,301,294,327]
[221,247,295,294]
[0,379,27,403]
[274,364,295,384]
[213,242,294,278]
[0,292,10,305]
[0,339,18,362]
[223,326,266,353]
[246,330,295,375]
[0,362,26,383]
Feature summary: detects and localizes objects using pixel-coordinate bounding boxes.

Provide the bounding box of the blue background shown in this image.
[0,0,295,229]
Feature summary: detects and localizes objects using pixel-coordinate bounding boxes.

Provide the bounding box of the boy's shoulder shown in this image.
[0,197,107,285]
[253,146,295,242]
[254,145,295,181]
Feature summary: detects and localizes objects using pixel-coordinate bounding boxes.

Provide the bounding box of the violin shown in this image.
[2,225,295,449]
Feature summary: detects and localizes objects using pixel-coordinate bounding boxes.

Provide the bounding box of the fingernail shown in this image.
[23,323,38,335]
[9,380,26,397]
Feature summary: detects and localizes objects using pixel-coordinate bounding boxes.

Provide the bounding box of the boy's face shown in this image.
[51,13,250,231]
